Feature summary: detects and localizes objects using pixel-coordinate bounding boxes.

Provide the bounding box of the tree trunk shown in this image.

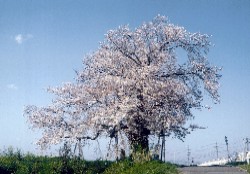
[128,130,150,151]
[127,90,150,152]
[126,118,150,152]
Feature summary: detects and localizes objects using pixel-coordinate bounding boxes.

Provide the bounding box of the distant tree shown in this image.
[24,15,221,152]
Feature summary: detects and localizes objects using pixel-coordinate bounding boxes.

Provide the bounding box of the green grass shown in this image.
[240,164,250,174]
[0,148,179,174]
[104,160,179,174]
[0,149,111,174]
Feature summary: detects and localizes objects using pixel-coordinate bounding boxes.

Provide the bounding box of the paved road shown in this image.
[178,166,248,174]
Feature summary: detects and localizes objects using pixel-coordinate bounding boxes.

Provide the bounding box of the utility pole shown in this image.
[243,138,249,161]
[163,135,166,162]
[187,146,191,166]
[225,136,230,161]
[115,133,118,161]
[214,142,219,159]
[160,130,166,162]
[160,132,165,162]
[245,138,249,152]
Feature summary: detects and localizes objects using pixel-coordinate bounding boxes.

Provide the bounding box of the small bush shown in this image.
[227,161,246,166]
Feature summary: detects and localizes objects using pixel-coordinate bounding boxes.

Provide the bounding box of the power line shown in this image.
[164,136,250,164]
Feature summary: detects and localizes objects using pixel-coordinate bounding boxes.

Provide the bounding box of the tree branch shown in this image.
[161,71,204,80]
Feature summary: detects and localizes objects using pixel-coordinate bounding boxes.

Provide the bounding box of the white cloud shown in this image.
[15,34,23,44]
[7,84,18,90]
[14,34,33,44]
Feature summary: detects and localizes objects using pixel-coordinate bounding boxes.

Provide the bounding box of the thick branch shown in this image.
[64,132,101,141]
[161,71,204,80]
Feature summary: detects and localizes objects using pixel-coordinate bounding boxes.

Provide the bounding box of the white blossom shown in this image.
[24,15,221,150]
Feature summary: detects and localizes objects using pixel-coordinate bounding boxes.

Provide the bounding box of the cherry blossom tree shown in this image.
[24,15,221,152]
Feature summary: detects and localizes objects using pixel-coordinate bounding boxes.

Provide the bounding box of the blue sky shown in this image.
[0,0,250,163]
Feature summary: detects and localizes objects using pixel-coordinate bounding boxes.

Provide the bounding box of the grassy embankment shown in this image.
[240,164,250,174]
[0,148,179,174]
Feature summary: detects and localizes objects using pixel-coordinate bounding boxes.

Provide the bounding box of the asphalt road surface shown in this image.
[178,166,248,174]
